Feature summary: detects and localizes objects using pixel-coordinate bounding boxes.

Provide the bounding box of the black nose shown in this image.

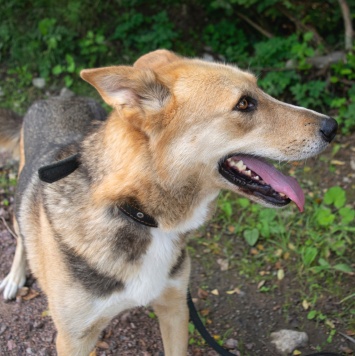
[320,117,338,143]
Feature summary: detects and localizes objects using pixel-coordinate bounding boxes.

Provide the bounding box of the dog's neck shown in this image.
[81,113,218,232]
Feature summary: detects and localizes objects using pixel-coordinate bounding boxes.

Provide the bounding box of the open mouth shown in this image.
[218,154,305,212]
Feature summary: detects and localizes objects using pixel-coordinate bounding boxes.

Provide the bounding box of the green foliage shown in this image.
[329,53,355,133]
[203,19,249,64]
[112,10,177,58]
[243,228,259,246]
[217,186,354,276]
[1,0,355,132]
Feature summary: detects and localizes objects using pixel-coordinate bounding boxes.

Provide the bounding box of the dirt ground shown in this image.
[0,132,354,356]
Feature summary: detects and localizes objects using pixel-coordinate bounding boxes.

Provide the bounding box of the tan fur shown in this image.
[18,126,25,174]
[0,108,22,159]
[0,50,336,355]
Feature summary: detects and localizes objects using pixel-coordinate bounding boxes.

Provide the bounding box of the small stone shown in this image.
[245,343,254,350]
[26,348,33,354]
[224,338,238,349]
[285,59,297,69]
[217,258,229,271]
[270,329,308,355]
[33,320,44,329]
[202,53,214,62]
[41,332,55,343]
[17,286,29,297]
[340,346,354,354]
[120,311,130,323]
[7,339,15,351]
[38,348,50,356]
[0,323,7,335]
[96,340,109,349]
[32,78,46,89]
[350,157,355,171]
[60,87,75,97]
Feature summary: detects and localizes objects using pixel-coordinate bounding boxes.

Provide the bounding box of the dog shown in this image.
[0,49,337,355]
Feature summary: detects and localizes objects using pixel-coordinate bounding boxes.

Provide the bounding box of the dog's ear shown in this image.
[80,66,169,110]
[134,49,181,70]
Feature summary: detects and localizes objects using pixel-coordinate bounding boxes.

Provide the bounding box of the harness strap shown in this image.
[38,155,158,227]
[38,154,80,183]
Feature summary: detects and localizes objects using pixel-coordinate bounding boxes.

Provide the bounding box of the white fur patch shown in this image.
[78,195,216,328]
[171,192,218,233]
[78,229,180,328]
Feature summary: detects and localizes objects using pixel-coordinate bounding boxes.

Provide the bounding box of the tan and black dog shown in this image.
[0,50,337,355]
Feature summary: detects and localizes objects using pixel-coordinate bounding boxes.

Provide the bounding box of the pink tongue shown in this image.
[235,155,305,212]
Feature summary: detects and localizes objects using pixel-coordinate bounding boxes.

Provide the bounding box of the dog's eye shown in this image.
[234,96,256,112]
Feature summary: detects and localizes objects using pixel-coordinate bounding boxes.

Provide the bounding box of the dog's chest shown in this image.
[125,229,180,304]
[98,228,181,315]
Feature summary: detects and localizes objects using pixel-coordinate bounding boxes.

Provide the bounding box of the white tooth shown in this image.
[230,161,236,167]
[236,160,246,170]
[280,193,286,197]
[245,170,251,176]
[255,176,260,180]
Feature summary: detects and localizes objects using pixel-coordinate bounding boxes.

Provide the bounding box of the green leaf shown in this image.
[243,228,259,246]
[221,201,232,218]
[316,208,335,226]
[148,311,156,319]
[65,54,75,73]
[188,322,195,334]
[64,75,73,88]
[259,221,270,238]
[237,198,250,208]
[340,68,352,75]
[330,76,339,83]
[318,258,330,267]
[307,310,317,320]
[333,263,353,273]
[323,186,346,208]
[52,65,62,75]
[302,246,318,266]
[339,207,355,224]
[38,18,56,36]
[303,31,314,42]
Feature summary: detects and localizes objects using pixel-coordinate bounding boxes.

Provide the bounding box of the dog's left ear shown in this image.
[134,49,181,70]
[80,66,169,111]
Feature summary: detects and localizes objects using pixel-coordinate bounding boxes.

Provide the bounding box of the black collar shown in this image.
[38,154,158,228]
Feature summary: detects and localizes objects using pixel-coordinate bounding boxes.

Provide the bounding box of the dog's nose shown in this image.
[320,117,338,143]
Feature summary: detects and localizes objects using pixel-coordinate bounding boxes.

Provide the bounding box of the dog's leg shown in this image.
[0,127,27,300]
[152,255,191,356]
[55,319,108,356]
[152,286,190,356]
[48,293,114,356]
[0,218,26,300]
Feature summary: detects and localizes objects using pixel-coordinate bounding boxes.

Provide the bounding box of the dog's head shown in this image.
[81,50,337,212]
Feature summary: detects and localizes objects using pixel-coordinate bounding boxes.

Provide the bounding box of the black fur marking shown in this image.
[108,206,151,262]
[169,249,186,277]
[42,197,124,297]
[60,242,124,297]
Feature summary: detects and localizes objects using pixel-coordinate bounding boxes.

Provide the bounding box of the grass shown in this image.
[188,162,355,349]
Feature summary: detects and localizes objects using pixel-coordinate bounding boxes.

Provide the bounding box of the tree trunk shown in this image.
[338,0,354,51]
